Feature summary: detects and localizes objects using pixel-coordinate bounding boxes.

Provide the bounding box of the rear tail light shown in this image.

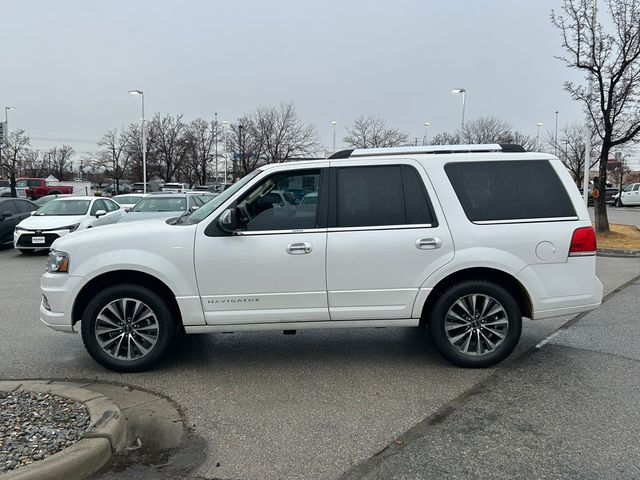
[569,226,597,256]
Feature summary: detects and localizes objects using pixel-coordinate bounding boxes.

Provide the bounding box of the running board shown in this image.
[184,319,419,334]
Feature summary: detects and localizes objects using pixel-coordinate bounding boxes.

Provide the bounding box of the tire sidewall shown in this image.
[429,281,522,368]
[81,284,175,372]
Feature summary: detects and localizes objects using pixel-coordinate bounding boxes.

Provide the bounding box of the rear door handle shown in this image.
[416,237,442,250]
[287,242,312,254]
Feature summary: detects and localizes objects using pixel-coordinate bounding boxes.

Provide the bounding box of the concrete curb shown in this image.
[597,248,640,258]
[0,380,126,480]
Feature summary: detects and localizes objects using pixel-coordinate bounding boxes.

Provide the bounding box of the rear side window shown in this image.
[445,160,576,222]
[334,165,435,228]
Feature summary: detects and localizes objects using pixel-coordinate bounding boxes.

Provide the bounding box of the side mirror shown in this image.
[190,205,200,212]
[95,209,107,218]
[0,211,12,220]
[124,207,131,212]
[30,211,37,216]
[218,208,238,233]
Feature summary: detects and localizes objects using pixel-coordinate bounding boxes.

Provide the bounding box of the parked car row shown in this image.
[0,190,219,254]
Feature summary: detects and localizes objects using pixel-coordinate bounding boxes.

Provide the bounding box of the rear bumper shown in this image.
[519,257,603,320]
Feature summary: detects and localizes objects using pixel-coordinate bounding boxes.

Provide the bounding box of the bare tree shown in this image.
[343,115,409,148]
[151,114,188,182]
[545,123,599,186]
[431,131,461,145]
[611,151,633,199]
[461,116,512,144]
[431,116,536,150]
[0,129,31,197]
[45,145,75,180]
[21,149,48,178]
[98,129,131,194]
[551,0,640,231]
[182,119,222,185]
[226,118,266,179]
[252,103,320,163]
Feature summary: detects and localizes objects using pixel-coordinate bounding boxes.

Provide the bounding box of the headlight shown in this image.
[60,223,80,232]
[46,250,70,273]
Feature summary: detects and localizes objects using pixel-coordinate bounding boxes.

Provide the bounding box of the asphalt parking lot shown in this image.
[1,247,639,479]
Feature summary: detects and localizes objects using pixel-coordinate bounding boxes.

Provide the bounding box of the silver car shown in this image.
[118,194,205,223]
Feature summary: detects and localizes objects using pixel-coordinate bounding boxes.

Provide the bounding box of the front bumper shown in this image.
[14,228,72,250]
[40,273,83,333]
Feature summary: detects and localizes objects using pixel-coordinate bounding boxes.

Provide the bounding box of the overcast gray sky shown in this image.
[3,0,635,166]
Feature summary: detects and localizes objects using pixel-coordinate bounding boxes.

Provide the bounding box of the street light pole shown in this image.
[423,122,431,145]
[451,88,466,131]
[2,107,16,196]
[554,111,559,156]
[536,123,544,151]
[331,121,337,153]
[222,121,229,184]
[214,112,218,184]
[128,90,146,194]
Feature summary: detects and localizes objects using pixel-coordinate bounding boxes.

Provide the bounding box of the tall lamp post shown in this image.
[2,107,16,194]
[214,112,218,184]
[128,90,146,194]
[536,122,544,151]
[451,88,466,132]
[331,121,337,153]
[221,121,229,184]
[554,111,559,156]
[423,122,431,145]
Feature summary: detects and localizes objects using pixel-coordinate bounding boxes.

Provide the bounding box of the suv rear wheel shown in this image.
[81,284,176,372]
[428,280,522,368]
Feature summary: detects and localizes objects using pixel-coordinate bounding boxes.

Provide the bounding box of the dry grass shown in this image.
[596,223,640,250]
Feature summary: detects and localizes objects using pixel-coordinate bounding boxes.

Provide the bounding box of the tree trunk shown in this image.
[594,146,610,233]
[10,172,17,198]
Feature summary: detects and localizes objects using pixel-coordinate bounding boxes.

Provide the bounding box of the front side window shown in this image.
[236,169,322,231]
[90,199,107,215]
[334,165,434,228]
[445,160,576,222]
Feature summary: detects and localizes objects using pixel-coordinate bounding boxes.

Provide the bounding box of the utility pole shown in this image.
[213,112,218,184]
[238,124,243,181]
[554,111,559,156]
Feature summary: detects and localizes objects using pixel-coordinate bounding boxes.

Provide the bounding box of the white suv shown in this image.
[40,144,603,372]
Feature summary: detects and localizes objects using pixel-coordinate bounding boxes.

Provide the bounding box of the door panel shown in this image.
[327,227,453,319]
[194,164,329,325]
[326,161,454,320]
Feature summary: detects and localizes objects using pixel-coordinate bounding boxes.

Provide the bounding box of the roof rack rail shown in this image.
[328,144,526,159]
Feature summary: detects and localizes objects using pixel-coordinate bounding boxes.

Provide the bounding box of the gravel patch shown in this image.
[0,390,90,473]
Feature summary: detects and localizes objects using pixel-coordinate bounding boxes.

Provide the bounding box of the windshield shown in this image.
[187,170,261,224]
[36,199,90,216]
[113,195,143,205]
[131,197,187,212]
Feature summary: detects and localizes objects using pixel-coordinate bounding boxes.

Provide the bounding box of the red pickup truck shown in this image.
[16,178,74,200]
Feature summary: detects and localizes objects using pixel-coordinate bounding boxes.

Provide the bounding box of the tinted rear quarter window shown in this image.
[445,160,576,222]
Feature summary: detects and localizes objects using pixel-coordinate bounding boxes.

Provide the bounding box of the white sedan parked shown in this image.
[14,196,125,253]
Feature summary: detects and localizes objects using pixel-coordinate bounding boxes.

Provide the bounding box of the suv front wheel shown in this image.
[429,280,522,368]
[81,284,176,372]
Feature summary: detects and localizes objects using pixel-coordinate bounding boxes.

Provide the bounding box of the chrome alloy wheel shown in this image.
[94,298,160,361]
[445,294,509,356]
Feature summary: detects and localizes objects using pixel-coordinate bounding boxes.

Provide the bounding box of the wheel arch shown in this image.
[71,270,183,328]
[419,267,532,326]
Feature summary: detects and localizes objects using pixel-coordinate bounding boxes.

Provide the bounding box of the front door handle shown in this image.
[287,242,312,254]
[416,237,442,250]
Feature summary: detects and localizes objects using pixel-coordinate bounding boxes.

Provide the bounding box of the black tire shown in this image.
[428,280,522,368]
[81,284,176,372]
[615,198,623,207]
